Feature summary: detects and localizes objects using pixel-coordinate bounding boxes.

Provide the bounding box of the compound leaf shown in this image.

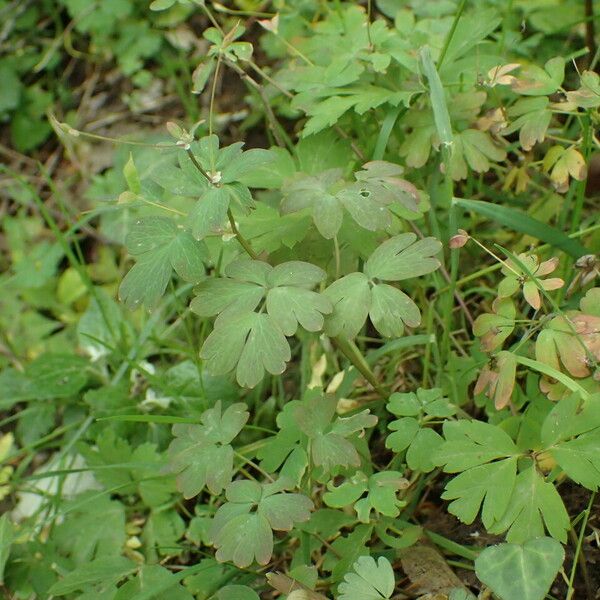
[168,401,249,498]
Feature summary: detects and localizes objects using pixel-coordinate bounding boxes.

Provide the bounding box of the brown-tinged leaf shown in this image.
[400,545,469,596]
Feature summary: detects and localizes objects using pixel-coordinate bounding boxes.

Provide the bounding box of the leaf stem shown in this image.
[227,209,259,259]
[186,148,259,259]
[333,337,387,398]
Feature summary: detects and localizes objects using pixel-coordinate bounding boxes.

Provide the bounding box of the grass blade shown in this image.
[453,197,589,258]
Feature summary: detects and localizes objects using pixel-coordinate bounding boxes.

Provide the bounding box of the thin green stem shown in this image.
[227,209,259,260]
[437,0,468,68]
[334,337,387,398]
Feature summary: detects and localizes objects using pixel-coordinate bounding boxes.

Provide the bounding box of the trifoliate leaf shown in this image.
[324,272,371,339]
[488,466,569,543]
[364,233,442,281]
[200,312,291,388]
[475,537,564,600]
[338,556,395,600]
[388,388,455,419]
[294,392,377,473]
[324,471,407,523]
[210,479,313,567]
[473,297,516,352]
[119,217,207,309]
[281,170,344,239]
[193,258,331,337]
[167,401,249,498]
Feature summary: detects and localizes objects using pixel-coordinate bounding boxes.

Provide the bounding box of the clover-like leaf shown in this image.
[119,217,207,309]
[167,401,249,498]
[324,234,441,339]
[210,478,313,567]
[338,556,395,600]
[475,537,564,600]
[324,471,407,523]
[294,393,377,473]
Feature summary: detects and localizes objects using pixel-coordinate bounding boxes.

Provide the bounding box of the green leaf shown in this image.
[541,394,600,490]
[188,186,230,240]
[369,283,421,337]
[364,233,442,281]
[338,556,395,600]
[210,479,313,567]
[48,556,136,596]
[200,311,291,388]
[215,585,260,600]
[488,466,569,543]
[324,272,371,339]
[119,217,207,309]
[0,515,13,584]
[115,565,193,600]
[324,471,407,523]
[435,420,519,472]
[441,458,518,528]
[294,392,377,473]
[512,57,565,96]
[54,493,126,563]
[419,46,453,148]
[475,537,564,600]
[193,259,330,338]
[168,401,249,498]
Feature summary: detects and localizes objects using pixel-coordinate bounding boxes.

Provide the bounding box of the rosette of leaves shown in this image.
[150,135,274,240]
[257,390,378,480]
[497,254,564,311]
[385,388,454,472]
[191,259,332,387]
[323,470,408,523]
[323,233,442,339]
[209,478,313,568]
[281,161,423,239]
[167,401,249,498]
[535,287,600,381]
